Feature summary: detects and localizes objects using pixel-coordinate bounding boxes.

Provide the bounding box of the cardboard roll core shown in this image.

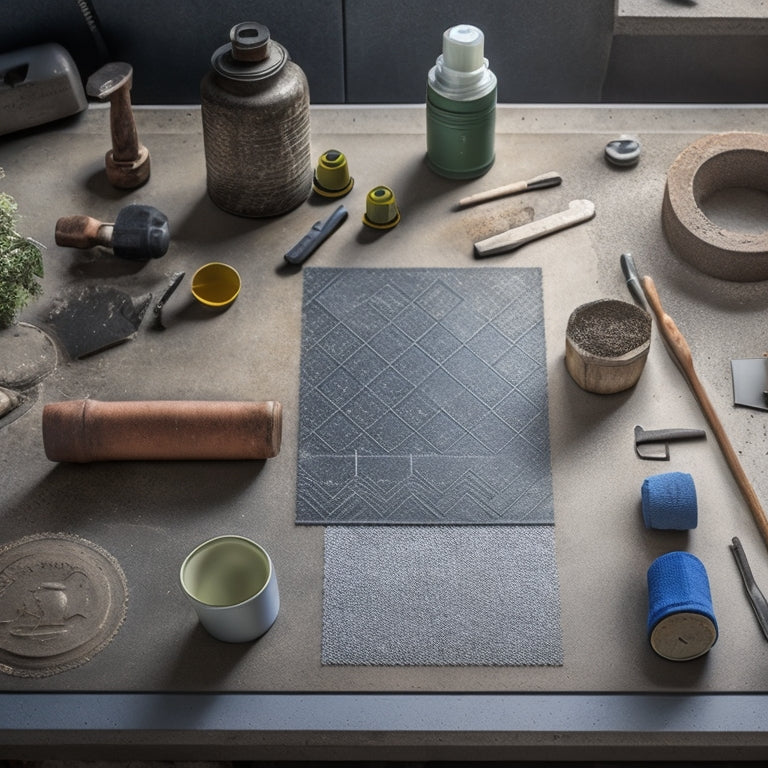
[662,131,768,281]
[650,611,718,661]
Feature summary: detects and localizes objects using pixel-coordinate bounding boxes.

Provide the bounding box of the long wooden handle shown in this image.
[642,275,768,548]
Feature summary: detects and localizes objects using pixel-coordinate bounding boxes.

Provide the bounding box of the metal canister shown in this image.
[426,24,497,180]
[200,22,312,217]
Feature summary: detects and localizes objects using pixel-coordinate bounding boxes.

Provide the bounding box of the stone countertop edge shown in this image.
[616,0,768,35]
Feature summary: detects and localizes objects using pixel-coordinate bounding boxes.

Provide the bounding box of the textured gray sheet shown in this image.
[322,525,563,666]
[296,267,554,524]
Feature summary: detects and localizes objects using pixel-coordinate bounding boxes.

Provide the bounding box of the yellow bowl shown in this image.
[191,262,241,307]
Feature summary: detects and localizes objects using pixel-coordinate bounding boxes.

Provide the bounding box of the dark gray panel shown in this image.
[344,0,615,103]
[296,268,554,526]
[0,1,107,89]
[603,35,768,103]
[92,0,345,104]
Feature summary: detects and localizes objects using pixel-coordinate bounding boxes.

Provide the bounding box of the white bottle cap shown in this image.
[428,24,496,101]
[442,25,485,73]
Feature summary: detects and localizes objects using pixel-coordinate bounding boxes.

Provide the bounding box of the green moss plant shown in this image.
[0,169,44,329]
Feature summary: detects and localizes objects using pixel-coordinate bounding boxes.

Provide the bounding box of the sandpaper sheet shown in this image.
[322,525,563,666]
[296,267,553,525]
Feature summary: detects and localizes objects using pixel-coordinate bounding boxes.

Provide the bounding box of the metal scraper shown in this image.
[731,358,768,411]
[45,285,152,359]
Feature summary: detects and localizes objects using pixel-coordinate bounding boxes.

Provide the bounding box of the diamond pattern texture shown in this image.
[296,268,554,524]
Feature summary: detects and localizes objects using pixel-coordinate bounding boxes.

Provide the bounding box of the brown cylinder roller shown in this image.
[43,399,282,462]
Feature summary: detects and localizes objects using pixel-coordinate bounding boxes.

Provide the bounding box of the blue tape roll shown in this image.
[646,551,718,660]
[641,471,698,530]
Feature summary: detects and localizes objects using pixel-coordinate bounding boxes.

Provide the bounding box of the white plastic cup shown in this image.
[180,535,279,642]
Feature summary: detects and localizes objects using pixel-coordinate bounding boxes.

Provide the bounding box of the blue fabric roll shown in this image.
[641,471,698,530]
[646,551,718,639]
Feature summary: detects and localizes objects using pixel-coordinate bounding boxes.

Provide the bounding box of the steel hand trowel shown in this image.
[732,358,768,411]
[46,285,152,359]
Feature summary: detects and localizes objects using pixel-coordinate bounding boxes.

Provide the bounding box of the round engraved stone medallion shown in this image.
[0,533,128,677]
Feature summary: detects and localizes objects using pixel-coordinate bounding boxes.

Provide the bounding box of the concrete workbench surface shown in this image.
[616,0,768,35]
[2,105,768,759]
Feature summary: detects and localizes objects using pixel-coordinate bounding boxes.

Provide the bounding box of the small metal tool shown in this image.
[153,271,185,329]
[730,536,768,641]
[457,171,562,208]
[284,204,348,266]
[634,424,707,460]
[620,252,647,308]
[731,357,768,411]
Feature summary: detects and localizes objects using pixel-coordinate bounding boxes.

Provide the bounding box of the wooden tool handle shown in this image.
[458,180,527,208]
[55,215,113,249]
[458,171,561,208]
[642,276,768,548]
[43,399,282,462]
[474,199,595,257]
[641,277,693,371]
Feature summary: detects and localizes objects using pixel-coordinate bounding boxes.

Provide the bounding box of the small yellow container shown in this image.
[313,149,354,198]
[191,262,241,307]
[363,185,400,229]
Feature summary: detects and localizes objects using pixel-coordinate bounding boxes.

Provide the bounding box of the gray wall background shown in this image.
[2,1,768,105]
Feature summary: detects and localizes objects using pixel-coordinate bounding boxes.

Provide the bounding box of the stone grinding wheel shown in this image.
[662,131,768,282]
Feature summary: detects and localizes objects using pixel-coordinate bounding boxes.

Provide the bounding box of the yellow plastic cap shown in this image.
[313,149,354,198]
[191,262,241,307]
[362,185,401,229]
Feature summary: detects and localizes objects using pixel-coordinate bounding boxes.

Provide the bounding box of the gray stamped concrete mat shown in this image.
[296,267,554,525]
[0,532,128,677]
[322,525,564,666]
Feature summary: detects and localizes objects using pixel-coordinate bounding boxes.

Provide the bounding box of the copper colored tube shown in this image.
[43,399,282,462]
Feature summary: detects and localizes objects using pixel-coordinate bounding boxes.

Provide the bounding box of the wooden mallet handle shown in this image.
[55,215,113,249]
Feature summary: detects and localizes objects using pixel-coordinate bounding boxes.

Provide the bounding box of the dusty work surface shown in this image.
[2,105,768,697]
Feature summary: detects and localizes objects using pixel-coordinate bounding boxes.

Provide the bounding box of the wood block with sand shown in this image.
[565,298,652,394]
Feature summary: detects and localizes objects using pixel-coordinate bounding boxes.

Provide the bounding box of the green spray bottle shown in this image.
[426,24,497,179]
